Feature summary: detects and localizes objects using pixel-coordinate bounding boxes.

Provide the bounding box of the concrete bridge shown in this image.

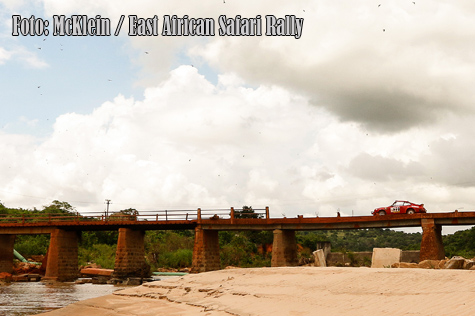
[0,208,473,281]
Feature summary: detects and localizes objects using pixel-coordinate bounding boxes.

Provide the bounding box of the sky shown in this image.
[1,0,475,235]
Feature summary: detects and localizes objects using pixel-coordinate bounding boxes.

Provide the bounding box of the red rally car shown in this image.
[372,200,427,216]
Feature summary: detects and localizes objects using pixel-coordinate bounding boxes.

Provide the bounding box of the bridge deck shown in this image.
[0,211,473,234]
[200,211,475,230]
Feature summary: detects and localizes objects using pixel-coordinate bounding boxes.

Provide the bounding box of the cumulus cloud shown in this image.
[36,0,475,131]
[0,67,319,214]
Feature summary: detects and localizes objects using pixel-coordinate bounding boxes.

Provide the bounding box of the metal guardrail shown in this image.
[0,207,270,224]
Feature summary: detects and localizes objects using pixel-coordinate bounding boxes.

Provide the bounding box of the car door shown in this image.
[390,201,404,214]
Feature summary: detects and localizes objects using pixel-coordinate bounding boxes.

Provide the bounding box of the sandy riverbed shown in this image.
[38,266,475,316]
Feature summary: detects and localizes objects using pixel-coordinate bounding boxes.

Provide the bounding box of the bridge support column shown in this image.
[271,229,298,267]
[191,226,220,273]
[420,219,445,261]
[113,228,149,278]
[44,229,79,281]
[0,235,15,273]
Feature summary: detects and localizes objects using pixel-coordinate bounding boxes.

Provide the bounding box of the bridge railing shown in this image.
[122,210,199,221]
[0,206,270,224]
[0,213,90,224]
[197,207,269,221]
[0,211,199,223]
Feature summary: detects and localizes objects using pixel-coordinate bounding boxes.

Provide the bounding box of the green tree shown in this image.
[42,200,76,215]
[443,227,475,258]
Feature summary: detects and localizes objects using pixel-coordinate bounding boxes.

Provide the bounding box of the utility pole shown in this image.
[105,199,111,217]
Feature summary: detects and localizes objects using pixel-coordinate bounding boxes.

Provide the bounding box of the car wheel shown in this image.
[407,209,415,215]
[378,210,386,216]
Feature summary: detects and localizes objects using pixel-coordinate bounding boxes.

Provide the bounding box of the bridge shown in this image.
[0,207,473,281]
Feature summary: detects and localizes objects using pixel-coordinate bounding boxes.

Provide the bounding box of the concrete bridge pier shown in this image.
[271,229,298,267]
[191,226,220,273]
[420,218,445,261]
[113,228,149,278]
[44,229,79,281]
[0,235,15,273]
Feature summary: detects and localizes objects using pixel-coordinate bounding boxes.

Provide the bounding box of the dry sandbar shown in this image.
[38,266,475,315]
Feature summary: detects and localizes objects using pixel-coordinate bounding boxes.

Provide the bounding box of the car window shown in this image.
[394,201,404,206]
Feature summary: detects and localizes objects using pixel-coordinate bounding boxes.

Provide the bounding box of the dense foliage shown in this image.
[297,229,423,253]
[4,201,475,269]
[219,230,273,267]
[145,230,194,269]
[443,227,475,258]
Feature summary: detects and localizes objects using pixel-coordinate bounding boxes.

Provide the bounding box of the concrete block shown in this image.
[371,248,401,268]
[315,242,331,259]
[313,249,326,267]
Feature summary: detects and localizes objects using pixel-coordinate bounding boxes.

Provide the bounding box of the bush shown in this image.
[157,249,193,268]
[219,232,270,268]
[146,231,194,270]
[78,244,116,269]
[15,235,49,256]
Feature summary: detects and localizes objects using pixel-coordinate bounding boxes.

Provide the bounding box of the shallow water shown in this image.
[0,281,127,316]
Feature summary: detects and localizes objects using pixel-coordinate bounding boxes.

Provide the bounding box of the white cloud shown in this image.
[0,67,318,214]
[37,0,475,130]
[0,0,25,10]
[0,45,49,68]
[0,47,11,64]
[19,116,39,127]
[15,47,49,68]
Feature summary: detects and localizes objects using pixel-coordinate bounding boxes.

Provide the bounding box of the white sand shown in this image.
[38,267,475,315]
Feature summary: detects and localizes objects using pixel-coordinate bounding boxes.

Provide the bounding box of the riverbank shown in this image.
[38,266,475,315]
